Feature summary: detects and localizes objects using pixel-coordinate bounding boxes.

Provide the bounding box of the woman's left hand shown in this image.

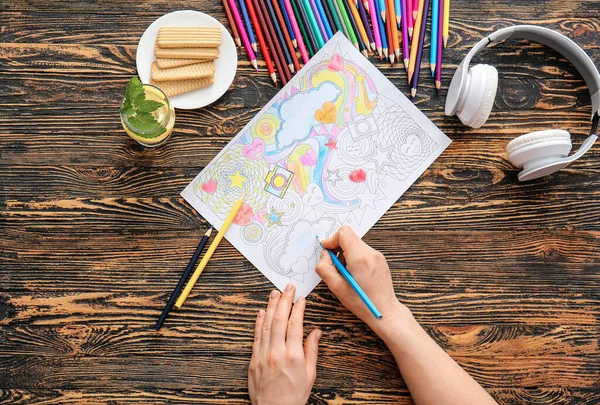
[248,284,322,405]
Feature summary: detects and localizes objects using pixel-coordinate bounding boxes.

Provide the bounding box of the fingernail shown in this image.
[297,296,305,303]
[284,283,294,292]
[270,290,280,299]
[316,329,323,340]
[257,309,265,318]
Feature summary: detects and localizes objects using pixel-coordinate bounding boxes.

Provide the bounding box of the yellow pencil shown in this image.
[175,192,247,308]
[443,0,449,47]
[407,0,424,84]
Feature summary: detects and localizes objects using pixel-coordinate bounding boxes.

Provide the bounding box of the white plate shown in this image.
[136,10,238,110]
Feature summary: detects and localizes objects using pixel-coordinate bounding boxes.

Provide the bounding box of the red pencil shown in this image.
[271,0,301,72]
[246,0,278,85]
[254,0,291,84]
[222,0,242,47]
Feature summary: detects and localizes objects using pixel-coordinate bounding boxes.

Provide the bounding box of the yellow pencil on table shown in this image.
[175,192,247,308]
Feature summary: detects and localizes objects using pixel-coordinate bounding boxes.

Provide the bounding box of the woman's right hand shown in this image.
[315,226,412,336]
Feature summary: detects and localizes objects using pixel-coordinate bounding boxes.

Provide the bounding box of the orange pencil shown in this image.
[387,0,400,61]
[346,0,370,54]
[407,0,424,83]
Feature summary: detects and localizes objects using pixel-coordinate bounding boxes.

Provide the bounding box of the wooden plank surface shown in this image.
[1,0,599,403]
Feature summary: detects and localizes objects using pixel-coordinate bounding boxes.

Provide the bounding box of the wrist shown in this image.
[369,301,421,344]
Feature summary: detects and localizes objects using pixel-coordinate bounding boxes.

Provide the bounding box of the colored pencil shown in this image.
[346,0,370,55]
[154,227,213,330]
[442,0,449,47]
[374,0,388,58]
[357,0,376,52]
[222,0,242,47]
[279,0,298,48]
[364,0,370,13]
[435,0,444,90]
[301,0,326,48]
[284,0,310,63]
[387,0,400,61]
[407,0,424,83]
[413,0,418,21]
[255,0,291,84]
[317,237,382,319]
[265,0,295,73]
[400,0,409,69]
[406,0,413,38]
[239,0,258,52]
[410,0,430,99]
[228,0,258,70]
[385,0,395,65]
[394,0,401,27]
[430,0,439,76]
[378,0,386,23]
[175,194,247,309]
[367,0,382,58]
[315,0,335,39]
[272,0,301,72]
[336,0,359,49]
[310,0,330,41]
[246,0,278,84]
[329,0,350,40]
[324,0,348,36]
[342,0,368,57]
[295,0,320,55]
[320,0,339,35]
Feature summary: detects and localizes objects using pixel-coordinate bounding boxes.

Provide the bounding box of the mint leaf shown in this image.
[136,98,164,114]
[128,113,166,138]
[126,76,144,105]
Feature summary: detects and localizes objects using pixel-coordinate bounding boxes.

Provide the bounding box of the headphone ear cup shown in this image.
[506,129,572,169]
[456,64,498,129]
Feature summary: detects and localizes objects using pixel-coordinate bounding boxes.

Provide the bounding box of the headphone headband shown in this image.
[447,25,600,125]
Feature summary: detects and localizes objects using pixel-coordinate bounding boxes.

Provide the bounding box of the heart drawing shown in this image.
[299,149,317,166]
[233,203,253,226]
[349,168,367,183]
[314,101,337,124]
[328,53,344,72]
[201,179,217,194]
[242,138,265,160]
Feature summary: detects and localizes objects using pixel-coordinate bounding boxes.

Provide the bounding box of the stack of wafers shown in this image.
[150,27,221,97]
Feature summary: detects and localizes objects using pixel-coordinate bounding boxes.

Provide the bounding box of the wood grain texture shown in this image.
[1,0,600,404]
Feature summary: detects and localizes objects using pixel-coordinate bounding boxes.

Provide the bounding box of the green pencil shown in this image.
[335,0,359,49]
[324,0,344,34]
[291,0,316,55]
[300,0,325,48]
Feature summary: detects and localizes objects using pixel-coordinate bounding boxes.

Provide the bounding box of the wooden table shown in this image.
[1,1,599,403]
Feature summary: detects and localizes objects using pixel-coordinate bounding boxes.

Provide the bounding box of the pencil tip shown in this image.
[443,36,448,48]
[411,88,416,98]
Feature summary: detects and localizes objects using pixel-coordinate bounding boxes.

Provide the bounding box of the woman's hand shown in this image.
[316,226,411,337]
[248,284,322,405]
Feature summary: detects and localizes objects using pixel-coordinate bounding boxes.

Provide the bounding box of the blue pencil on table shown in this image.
[309,0,330,41]
[394,0,401,28]
[278,0,298,48]
[374,0,388,58]
[266,0,295,73]
[430,0,439,77]
[315,0,335,39]
[377,0,386,23]
[317,237,382,319]
[239,0,258,52]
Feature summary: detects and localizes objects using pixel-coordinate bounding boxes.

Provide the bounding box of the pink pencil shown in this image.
[412,0,418,21]
[367,0,382,58]
[284,0,310,63]
[228,0,258,70]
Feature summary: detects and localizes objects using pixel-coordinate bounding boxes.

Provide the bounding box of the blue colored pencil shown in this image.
[394,0,401,27]
[377,0,386,22]
[239,0,258,52]
[278,0,298,47]
[430,0,439,76]
[374,0,388,58]
[309,0,330,41]
[300,0,326,48]
[266,0,295,72]
[315,0,335,39]
[294,0,319,55]
[317,237,382,319]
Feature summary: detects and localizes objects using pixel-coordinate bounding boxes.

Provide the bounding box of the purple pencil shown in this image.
[357,0,375,52]
[400,0,409,69]
[435,0,444,90]
[410,0,430,99]
[309,0,329,41]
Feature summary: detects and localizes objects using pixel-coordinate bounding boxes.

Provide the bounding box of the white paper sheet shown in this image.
[182,32,451,299]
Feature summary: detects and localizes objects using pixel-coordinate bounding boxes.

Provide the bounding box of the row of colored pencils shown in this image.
[222,0,450,98]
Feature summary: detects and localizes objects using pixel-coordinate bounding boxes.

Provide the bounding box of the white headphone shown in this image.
[445,25,600,181]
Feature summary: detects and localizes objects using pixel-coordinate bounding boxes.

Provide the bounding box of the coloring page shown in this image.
[182,32,451,299]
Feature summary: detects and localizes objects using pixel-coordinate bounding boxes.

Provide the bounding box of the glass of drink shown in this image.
[120,83,175,147]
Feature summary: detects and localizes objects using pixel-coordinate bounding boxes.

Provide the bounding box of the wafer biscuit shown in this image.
[157,38,222,48]
[150,76,215,97]
[154,43,220,59]
[159,27,222,35]
[151,61,215,82]
[156,58,208,69]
